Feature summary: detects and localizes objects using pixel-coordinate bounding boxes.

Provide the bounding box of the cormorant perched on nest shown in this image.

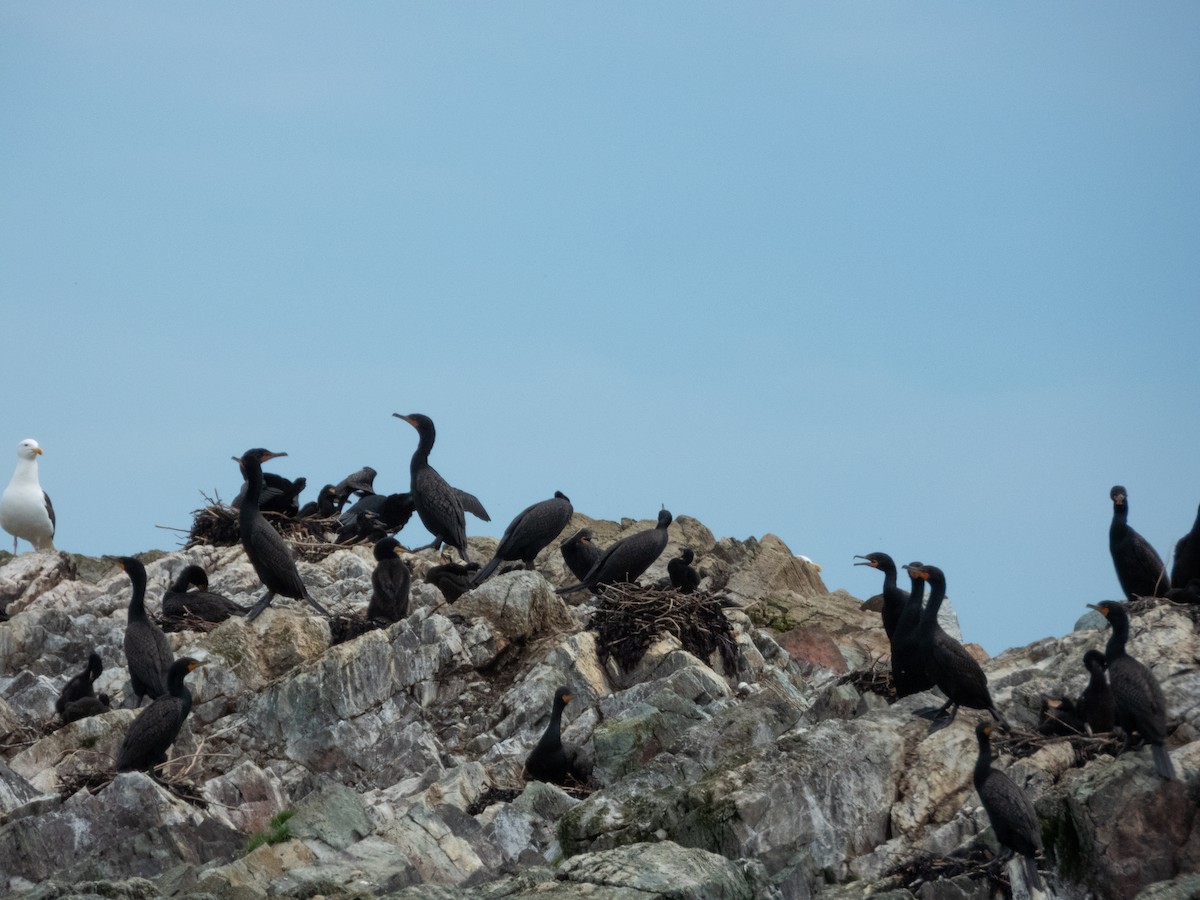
[667,548,700,594]
[116,657,203,773]
[560,528,602,583]
[425,551,480,602]
[891,561,936,698]
[162,565,248,623]
[1039,649,1115,737]
[855,552,908,639]
[524,686,585,786]
[1171,500,1200,594]
[333,466,378,511]
[236,449,330,621]
[233,471,307,517]
[473,492,574,584]
[1109,486,1170,600]
[61,694,111,724]
[297,484,339,519]
[906,564,1006,731]
[1088,600,1174,779]
[56,651,103,721]
[973,723,1043,891]
[393,413,489,563]
[118,556,174,707]
[337,492,415,544]
[367,537,411,623]
[0,438,55,553]
[557,509,673,595]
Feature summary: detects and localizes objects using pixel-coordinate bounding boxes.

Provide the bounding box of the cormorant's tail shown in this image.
[1152,743,1176,780]
[1022,853,1043,891]
[472,557,502,585]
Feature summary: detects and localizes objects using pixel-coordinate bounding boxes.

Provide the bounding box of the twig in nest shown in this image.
[837,658,898,703]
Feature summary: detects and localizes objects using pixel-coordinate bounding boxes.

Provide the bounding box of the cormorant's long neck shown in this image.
[1106,613,1129,660]
[973,735,993,786]
[919,576,946,634]
[168,569,191,593]
[410,426,435,476]
[1087,663,1108,694]
[1111,502,1128,538]
[127,570,147,623]
[543,700,565,748]
[240,458,264,527]
[899,576,925,631]
[881,563,898,597]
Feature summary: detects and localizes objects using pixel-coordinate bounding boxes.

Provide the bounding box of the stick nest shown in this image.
[992,726,1122,768]
[589,585,739,673]
[837,660,898,702]
[186,495,344,562]
[885,844,1018,897]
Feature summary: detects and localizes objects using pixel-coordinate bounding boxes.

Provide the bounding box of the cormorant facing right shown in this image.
[116,657,202,773]
[56,651,103,720]
[557,509,673,595]
[1171,501,1200,593]
[236,449,331,621]
[974,723,1043,891]
[367,537,411,623]
[906,564,1007,731]
[1087,600,1174,779]
[1109,486,1170,600]
[1077,649,1116,734]
[473,492,574,584]
[118,556,174,707]
[668,548,701,593]
[560,528,602,583]
[854,552,907,639]
[524,686,584,786]
[162,565,249,623]
[393,413,489,562]
[425,551,481,602]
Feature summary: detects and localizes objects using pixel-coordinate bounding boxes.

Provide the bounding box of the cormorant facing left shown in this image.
[118,556,174,707]
[1087,600,1174,779]
[557,509,673,595]
[367,537,411,623]
[236,449,331,621]
[473,492,574,584]
[854,552,907,639]
[974,723,1043,891]
[524,686,584,786]
[1109,486,1170,600]
[393,413,490,563]
[162,565,249,623]
[1171,501,1200,593]
[906,564,1007,731]
[56,651,103,720]
[668,548,701,593]
[116,657,202,773]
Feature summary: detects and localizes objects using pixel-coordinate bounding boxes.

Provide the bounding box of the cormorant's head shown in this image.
[87,652,103,680]
[16,439,42,461]
[1087,600,1125,627]
[1082,649,1108,672]
[678,548,695,564]
[554,491,570,502]
[854,552,893,570]
[657,508,673,528]
[1110,486,1127,507]
[183,565,209,591]
[235,448,287,473]
[976,722,994,743]
[374,536,404,560]
[554,686,574,706]
[393,413,434,433]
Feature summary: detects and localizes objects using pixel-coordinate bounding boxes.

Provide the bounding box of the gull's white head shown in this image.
[16,439,43,461]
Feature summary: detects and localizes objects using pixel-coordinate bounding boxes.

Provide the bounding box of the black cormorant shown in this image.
[55,651,103,720]
[906,564,1006,731]
[854,552,907,639]
[560,528,602,583]
[667,548,701,594]
[393,413,489,562]
[62,693,111,724]
[1077,649,1116,735]
[367,537,411,623]
[297,484,339,519]
[1109,486,1170,600]
[118,556,174,707]
[162,565,249,623]
[974,723,1043,890]
[336,492,415,544]
[890,562,936,697]
[1171,501,1200,593]
[233,471,307,517]
[425,551,481,602]
[1087,600,1174,779]
[557,509,673,595]
[524,686,583,786]
[333,466,378,511]
[473,492,574,584]
[116,657,202,773]
[236,449,331,621]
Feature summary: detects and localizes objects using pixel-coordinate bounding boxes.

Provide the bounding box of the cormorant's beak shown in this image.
[187,661,205,672]
[393,413,416,428]
[852,556,876,568]
[563,693,574,704]
[263,451,288,462]
[1086,603,1109,618]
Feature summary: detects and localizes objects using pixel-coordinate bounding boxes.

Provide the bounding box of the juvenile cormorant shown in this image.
[473,492,574,584]
[425,551,481,602]
[854,552,907,639]
[62,693,111,724]
[162,565,249,623]
[560,528,602,583]
[367,537,411,623]
[906,564,1006,731]
[1076,649,1116,734]
[524,686,583,786]
[557,509,673,595]
[333,466,378,510]
[116,657,202,773]
[890,562,936,697]
[0,439,55,553]
[974,723,1043,890]
[1171,501,1200,593]
[337,492,415,544]
[56,651,103,720]
[668,548,701,594]
[236,449,331,621]
[1109,486,1170,600]
[118,556,174,707]
[297,484,339,519]
[393,413,489,563]
[233,471,307,517]
[1087,600,1174,779]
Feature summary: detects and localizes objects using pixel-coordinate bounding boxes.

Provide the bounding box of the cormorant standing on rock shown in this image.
[0,438,55,553]
[557,509,673,595]
[974,723,1043,891]
[906,564,1007,731]
[393,413,489,563]
[1109,486,1170,600]
[560,529,602,583]
[56,651,103,720]
[525,686,584,786]
[367,537,411,623]
[1087,600,1174,779]
[854,552,907,639]
[473,492,574,584]
[118,556,174,707]
[163,565,248,623]
[116,657,202,773]
[236,449,331,621]
[891,562,936,698]
[1171,501,1200,593]
[668,548,701,593]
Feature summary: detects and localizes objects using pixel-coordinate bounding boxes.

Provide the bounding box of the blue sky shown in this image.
[3,4,1197,654]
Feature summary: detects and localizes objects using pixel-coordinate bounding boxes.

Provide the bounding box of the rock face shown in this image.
[0,524,1197,900]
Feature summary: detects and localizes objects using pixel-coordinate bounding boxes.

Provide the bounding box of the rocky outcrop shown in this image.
[0,524,1196,900]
